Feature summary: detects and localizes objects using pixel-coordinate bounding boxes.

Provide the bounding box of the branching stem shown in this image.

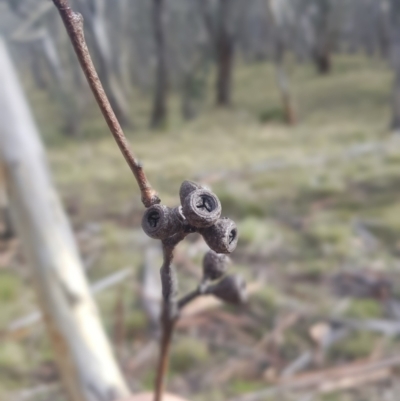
[177,288,201,309]
[52,0,159,207]
[178,280,210,309]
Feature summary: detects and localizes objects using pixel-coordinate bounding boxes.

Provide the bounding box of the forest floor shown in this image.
[2,54,400,401]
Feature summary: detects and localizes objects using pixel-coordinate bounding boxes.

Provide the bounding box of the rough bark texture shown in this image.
[150,0,168,128]
[0,37,130,401]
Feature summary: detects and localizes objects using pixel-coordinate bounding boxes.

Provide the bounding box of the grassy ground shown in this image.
[2,54,400,401]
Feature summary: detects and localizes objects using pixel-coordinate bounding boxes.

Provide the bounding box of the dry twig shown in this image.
[52,0,159,208]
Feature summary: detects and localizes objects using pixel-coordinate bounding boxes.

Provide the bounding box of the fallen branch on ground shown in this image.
[232,355,400,401]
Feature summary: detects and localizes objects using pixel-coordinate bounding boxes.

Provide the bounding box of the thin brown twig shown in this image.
[154,311,176,401]
[52,0,159,208]
[154,232,188,401]
[177,288,201,309]
[178,279,210,309]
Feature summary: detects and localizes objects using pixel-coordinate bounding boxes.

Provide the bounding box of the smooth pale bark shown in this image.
[0,37,130,401]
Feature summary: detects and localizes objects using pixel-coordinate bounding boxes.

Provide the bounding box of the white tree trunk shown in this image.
[0,37,130,401]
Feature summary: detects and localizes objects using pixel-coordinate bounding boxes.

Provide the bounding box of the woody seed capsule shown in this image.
[200,217,238,254]
[208,274,247,305]
[179,180,202,206]
[182,188,221,228]
[202,250,230,281]
[141,204,182,240]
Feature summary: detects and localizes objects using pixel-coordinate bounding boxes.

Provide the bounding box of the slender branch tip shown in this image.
[52,0,159,208]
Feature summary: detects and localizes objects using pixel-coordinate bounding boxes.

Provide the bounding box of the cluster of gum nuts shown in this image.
[141,180,247,305]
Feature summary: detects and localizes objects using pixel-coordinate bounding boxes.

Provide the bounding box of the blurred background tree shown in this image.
[0,0,396,129]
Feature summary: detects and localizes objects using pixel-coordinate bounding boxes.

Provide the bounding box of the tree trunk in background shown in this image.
[392,72,400,130]
[215,29,233,106]
[389,0,400,130]
[150,0,168,128]
[39,30,82,136]
[0,37,130,401]
[0,167,14,240]
[275,46,296,125]
[313,49,331,75]
[313,0,332,75]
[378,0,390,58]
[76,0,131,127]
[266,0,297,125]
[215,0,233,106]
[40,30,64,84]
[113,0,134,96]
[15,30,82,136]
[29,46,49,90]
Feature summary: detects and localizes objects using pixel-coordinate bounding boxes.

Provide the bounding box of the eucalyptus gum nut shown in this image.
[182,189,221,228]
[202,250,230,281]
[200,218,238,254]
[160,206,182,238]
[179,180,201,206]
[141,204,170,239]
[172,206,186,224]
[208,275,247,305]
[141,204,181,239]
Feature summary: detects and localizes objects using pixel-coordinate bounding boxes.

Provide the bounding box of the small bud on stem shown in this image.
[202,250,230,281]
[179,180,201,205]
[207,275,247,305]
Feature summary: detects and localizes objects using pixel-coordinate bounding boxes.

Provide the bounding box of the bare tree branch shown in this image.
[51,0,160,208]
